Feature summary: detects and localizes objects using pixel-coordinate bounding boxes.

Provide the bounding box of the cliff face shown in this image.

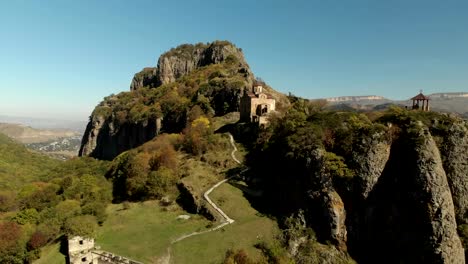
[350,125,465,264]
[250,113,467,263]
[129,67,157,91]
[79,114,161,160]
[442,122,468,225]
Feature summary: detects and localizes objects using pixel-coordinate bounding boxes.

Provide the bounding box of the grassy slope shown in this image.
[172,182,279,264]
[34,243,66,264]
[0,133,60,190]
[96,184,279,264]
[96,130,279,263]
[96,201,211,263]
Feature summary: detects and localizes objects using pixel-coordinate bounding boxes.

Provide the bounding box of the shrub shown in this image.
[222,249,255,264]
[12,208,39,225]
[146,167,178,199]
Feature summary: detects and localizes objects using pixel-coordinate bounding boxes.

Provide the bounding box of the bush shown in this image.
[146,167,178,199]
[12,208,39,225]
[222,249,256,264]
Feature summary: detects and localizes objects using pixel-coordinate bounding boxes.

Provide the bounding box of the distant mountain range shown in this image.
[324,92,468,117]
[0,115,87,132]
[0,123,80,144]
[0,123,82,159]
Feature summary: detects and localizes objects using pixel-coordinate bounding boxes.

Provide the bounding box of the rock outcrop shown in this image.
[130,67,157,91]
[130,41,253,91]
[348,124,465,264]
[303,149,349,250]
[411,124,464,264]
[251,116,467,263]
[177,180,218,221]
[442,122,468,224]
[351,132,391,200]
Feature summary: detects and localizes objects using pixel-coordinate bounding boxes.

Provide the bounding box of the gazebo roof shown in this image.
[411,93,430,100]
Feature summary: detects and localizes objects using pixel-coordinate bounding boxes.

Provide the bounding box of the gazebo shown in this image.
[410,91,430,111]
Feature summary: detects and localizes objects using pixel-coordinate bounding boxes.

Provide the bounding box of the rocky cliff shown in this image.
[442,122,468,225]
[349,123,465,264]
[129,67,157,91]
[247,109,467,263]
[130,41,253,91]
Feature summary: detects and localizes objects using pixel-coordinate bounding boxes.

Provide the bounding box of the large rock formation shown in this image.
[411,125,464,264]
[347,124,465,264]
[130,41,253,91]
[250,115,467,263]
[80,41,257,160]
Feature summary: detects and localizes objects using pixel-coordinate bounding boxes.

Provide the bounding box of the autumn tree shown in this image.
[0,222,26,264]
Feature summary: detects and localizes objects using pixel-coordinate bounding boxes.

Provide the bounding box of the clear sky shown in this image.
[1,0,467,121]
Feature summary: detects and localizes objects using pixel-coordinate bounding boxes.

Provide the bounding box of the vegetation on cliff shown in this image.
[80,40,288,160]
[240,98,467,263]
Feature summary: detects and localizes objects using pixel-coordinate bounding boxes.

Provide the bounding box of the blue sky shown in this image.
[1,0,467,121]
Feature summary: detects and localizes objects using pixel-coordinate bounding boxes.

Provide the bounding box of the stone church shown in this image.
[240,83,276,125]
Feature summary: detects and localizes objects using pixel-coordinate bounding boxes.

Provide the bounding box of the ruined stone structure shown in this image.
[240,83,276,125]
[68,236,97,264]
[68,236,143,264]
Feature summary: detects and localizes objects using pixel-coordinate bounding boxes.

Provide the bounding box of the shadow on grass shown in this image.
[56,235,69,264]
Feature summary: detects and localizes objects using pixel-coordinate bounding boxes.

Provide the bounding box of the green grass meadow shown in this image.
[171,182,279,264]
[92,182,278,263]
[96,201,211,263]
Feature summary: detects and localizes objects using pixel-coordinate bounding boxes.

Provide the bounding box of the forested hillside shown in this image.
[0,133,110,263]
[0,133,60,191]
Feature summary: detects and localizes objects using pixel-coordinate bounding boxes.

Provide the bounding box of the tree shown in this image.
[12,208,39,225]
[27,231,47,251]
[82,201,107,224]
[20,184,60,211]
[183,116,212,155]
[0,222,26,264]
[146,167,178,199]
[55,200,81,222]
[64,215,98,238]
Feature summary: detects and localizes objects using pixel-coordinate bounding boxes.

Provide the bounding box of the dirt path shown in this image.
[160,133,242,263]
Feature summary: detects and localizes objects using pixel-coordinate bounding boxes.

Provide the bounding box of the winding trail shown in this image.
[159,133,242,263]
